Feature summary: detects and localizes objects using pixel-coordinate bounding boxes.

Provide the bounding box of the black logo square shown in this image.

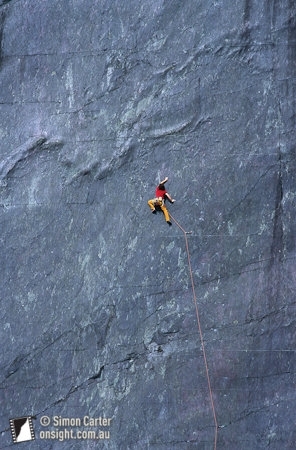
[9,417,35,443]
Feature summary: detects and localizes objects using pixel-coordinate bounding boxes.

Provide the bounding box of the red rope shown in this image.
[170,213,218,450]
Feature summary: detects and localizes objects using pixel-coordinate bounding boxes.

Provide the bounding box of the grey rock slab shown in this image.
[0,0,295,449]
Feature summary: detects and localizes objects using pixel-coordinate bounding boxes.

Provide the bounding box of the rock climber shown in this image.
[148,177,175,226]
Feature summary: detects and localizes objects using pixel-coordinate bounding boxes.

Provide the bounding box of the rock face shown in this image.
[0,1,295,449]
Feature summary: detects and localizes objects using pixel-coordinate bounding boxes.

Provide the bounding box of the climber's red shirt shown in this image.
[155,185,167,198]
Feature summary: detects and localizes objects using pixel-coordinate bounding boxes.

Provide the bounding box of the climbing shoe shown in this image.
[167,221,172,226]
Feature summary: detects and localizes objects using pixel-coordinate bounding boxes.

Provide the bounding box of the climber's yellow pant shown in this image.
[148,198,170,222]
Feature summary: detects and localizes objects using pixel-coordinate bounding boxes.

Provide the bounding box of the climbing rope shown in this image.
[169,212,218,450]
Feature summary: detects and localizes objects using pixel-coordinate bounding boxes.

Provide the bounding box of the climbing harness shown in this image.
[155,197,164,206]
[170,212,219,450]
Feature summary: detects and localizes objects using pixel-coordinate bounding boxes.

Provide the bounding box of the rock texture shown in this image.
[0,1,295,449]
